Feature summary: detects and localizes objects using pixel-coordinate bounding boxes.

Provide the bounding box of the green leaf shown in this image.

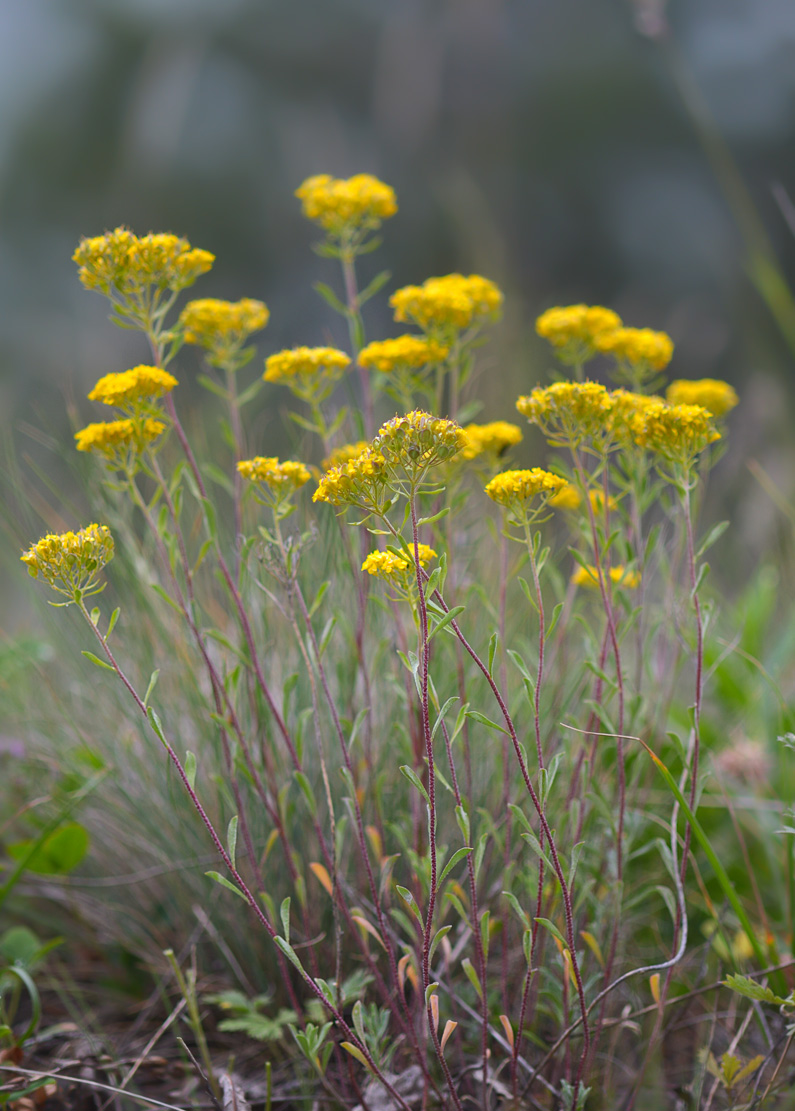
[81,650,114,671]
[106,607,120,639]
[143,669,160,709]
[8,823,89,876]
[437,846,473,888]
[488,632,499,677]
[313,281,347,315]
[227,816,238,870]
[722,973,791,1008]
[274,935,304,972]
[280,896,291,943]
[535,917,567,948]
[697,520,729,559]
[417,507,450,528]
[340,1041,371,1070]
[357,269,391,306]
[400,765,430,806]
[461,957,483,999]
[429,924,452,963]
[428,605,466,642]
[395,885,424,927]
[185,751,197,790]
[205,871,248,901]
[545,602,565,642]
[466,709,509,736]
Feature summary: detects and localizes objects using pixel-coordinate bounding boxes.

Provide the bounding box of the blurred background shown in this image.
[2,0,795,582]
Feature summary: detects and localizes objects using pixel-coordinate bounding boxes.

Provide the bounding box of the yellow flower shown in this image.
[459,421,523,460]
[361,544,437,580]
[536,305,622,363]
[264,346,351,384]
[73,228,213,295]
[571,564,641,590]
[74,418,166,457]
[548,483,582,511]
[21,523,114,599]
[631,402,720,463]
[595,327,674,371]
[237,457,310,490]
[295,174,397,236]
[322,441,369,471]
[517,381,613,445]
[313,447,388,508]
[589,489,618,513]
[180,298,269,364]
[666,378,738,417]
[358,335,449,373]
[390,274,503,332]
[373,410,467,472]
[87,366,178,409]
[484,468,567,508]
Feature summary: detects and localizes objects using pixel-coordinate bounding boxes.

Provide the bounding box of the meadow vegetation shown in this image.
[4,174,795,1110]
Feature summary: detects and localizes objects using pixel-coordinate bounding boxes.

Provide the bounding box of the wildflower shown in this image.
[549,483,582,511]
[264,346,351,385]
[237,457,311,491]
[666,378,738,418]
[362,544,436,581]
[517,381,613,446]
[607,389,663,443]
[459,421,523,461]
[88,366,178,410]
[390,274,503,333]
[631,402,720,464]
[595,327,674,372]
[358,336,449,373]
[74,418,166,458]
[322,441,369,471]
[485,468,567,508]
[373,410,467,474]
[73,228,213,296]
[572,564,641,590]
[180,298,269,365]
[313,447,388,509]
[536,305,622,365]
[295,174,397,236]
[21,523,114,600]
[589,489,618,513]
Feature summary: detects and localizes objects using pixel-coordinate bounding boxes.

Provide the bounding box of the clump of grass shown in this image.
[9,175,795,1109]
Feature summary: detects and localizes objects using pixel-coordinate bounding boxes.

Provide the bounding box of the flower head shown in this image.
[485,468,567,510]
[88,366,178,411]
[21,523,114,600]
[313,447,388,509]
[607,389,664,444]
[373,410,467,474]
[572,564,641,590]
[390,274,503,333]
[631,401,720,464]
[595,327,674,372]
[74,418,166,459]
[180,298,269,365]
[666,378,738,418]
[237,457,311,491]
[264,346,351,387]
[459,421,523,461]
[73,228,213,296]
[358,335,449,373]
[536,305,622,364]
[517,381,613,445]
[322,441,370,471]
[362,544,436,582]
[296,174,397,236]
[548,483,582,511]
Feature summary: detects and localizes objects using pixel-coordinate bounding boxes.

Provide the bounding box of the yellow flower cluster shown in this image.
[390,274,503,332]
[322,442,369,471]
[572,564,641,590]
[536,305,621,351]
[606,389,664,442]
[74,418,166,457]
[73,228,214,295]
[264,346,351,384]
[595,327,674,371]
[548,483,582,510]
[484,468,567,507]
[459,421,523,460]
[358,335,449,373]
[517,381,613,443]
[88,366,178,409]
[313,448,388,507]
[295,174,397,235]
[631,402,720,461]
[21,523,114,598]
[666,378,738,417]
[180,298,270,361]
[237,457,310,490]
[361,544,437,580]
[373,410,467,471]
